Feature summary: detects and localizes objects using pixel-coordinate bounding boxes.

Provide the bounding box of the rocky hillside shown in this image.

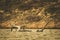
[0,0,60,29]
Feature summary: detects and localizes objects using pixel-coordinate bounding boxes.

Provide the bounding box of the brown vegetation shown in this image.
[0,0,60,29]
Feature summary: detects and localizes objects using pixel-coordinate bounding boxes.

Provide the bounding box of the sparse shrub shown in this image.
[26,15,42,22]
